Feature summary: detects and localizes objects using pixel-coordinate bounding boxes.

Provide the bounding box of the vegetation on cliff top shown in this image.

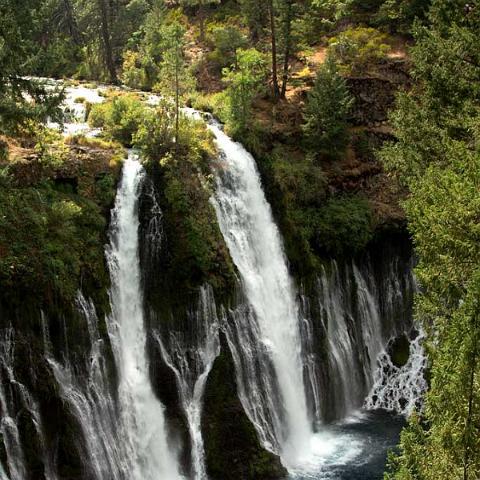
[381,1,480,478]
[0,129,123,308]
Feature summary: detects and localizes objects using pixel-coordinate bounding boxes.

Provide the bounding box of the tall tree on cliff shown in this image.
[268,0,280,99]
[278,0,295,97]
[267,0,299,100]
[155,19,194,143]
[97,0,118,83]
[381,1,480,478]
[0,0,63,134]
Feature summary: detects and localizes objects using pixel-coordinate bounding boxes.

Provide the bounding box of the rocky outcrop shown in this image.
[202,333,287,480]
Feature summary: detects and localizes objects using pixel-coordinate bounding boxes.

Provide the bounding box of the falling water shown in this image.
[106,153,182,480]
[209,122,311,465]
[0,330,28,480]
[302,256,420,421]
[45,294,126,480]
[155,285,220,480]
[365,332,427,415]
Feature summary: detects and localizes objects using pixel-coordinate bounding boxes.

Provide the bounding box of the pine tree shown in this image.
[302,57,353,158]
[381,2,480,478]
[154,19,194,144]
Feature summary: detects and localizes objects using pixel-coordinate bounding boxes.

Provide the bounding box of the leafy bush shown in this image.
[271,149,327,206]
[0,182,109,304]
[328,27,391,74]
[136,101,233,292]
[207,24,248,72]
[302,58,353,158]
[135,100,216,169]
[34,126,69,168]
[311,195,374,256]
[88,94,147,146]
[121,50,148,89]
[222,48,268,134]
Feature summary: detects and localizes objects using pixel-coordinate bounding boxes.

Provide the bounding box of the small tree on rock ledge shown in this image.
[302,57,353,159]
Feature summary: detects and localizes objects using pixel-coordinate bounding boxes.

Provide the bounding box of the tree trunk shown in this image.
[63,0,81,45]
[175,43,180,146]
[268,0,280,101]
[463,313,479,480]
[97,0,117,84]
[280,0,293,98]
[199,2,206,42]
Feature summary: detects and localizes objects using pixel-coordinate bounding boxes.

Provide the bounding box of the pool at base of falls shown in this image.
[288,410,405,480]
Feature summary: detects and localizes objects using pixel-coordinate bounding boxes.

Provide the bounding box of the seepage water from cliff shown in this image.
[206,117,426,477]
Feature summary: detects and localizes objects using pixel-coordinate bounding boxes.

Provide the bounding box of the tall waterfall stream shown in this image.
[0,82,427,480]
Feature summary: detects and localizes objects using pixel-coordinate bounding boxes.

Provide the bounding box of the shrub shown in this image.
[0,183,108,303]
[34,126,69,168]
[222,48,268,134]
[207,25,248,72]
[311,194,374,256]
[328,27,391,74]
[302,58,353,158]
[88,94,147,146]
[271,149,327,206]
[121,50,148,89]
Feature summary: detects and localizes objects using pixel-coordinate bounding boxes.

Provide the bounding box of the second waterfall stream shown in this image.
[209,121,313,466]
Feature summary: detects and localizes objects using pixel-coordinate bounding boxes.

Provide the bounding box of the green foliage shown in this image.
[136,103,234,291]
[309,195,373,256]
[0,0,63,134]
[120,50,148,89]
[206,24,248,72]
[302,58,353,158]
[271,150,327,207]
[328,27,391,75]
[222,48,268,134]
[88,94,147,146]
[0,180,110,305]
[375,0,432,33]
[380,1,480,478]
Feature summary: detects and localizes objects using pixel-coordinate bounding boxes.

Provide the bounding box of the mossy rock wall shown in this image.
[202,333,287,480]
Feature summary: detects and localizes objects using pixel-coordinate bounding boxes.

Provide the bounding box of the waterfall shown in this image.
[45,294,126,480]
[106,153,182,480]
[0,330,28,480]
[209,122,311,465]
[154,285,220,480]
[365,331,427,415]
[299,254,421,422]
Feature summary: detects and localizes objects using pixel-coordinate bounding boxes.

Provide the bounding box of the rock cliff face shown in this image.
[137,163,286,478]
[202,333,288,480]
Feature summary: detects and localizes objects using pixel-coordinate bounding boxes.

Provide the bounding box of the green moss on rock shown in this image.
[202,334,287,480]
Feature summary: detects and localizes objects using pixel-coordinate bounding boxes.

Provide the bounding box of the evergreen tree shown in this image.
[302,57,353,158]
[154,19,195,143]
[381,2,480,478]
[222,48,267,133]
[0,0,63,134]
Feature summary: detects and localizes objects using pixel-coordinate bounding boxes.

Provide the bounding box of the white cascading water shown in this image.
[45,294,126,480]
[154,285,220,480]
[0,329,29,480]
[365,332,427,415]
[209,122,311,466]
[106,153,182,480]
